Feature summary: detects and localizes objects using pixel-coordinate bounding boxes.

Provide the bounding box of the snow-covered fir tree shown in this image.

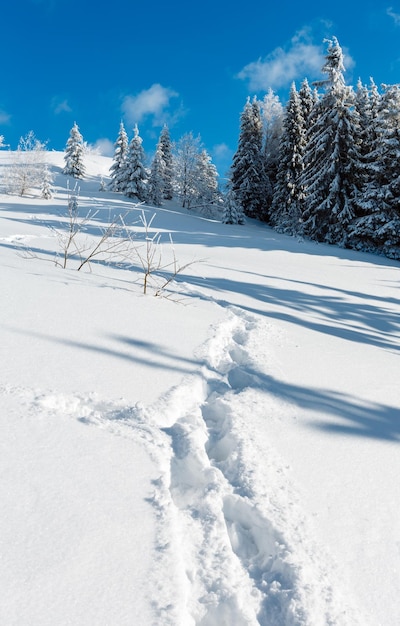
[123,125,148,201]
[63,123,85,179]
[261,89,284,221]
[148,144,165,206]
[230,97,269,219]
[158,125,174,200]
[301,37,362,244]
[222,187,245,224]
[109,121,128,192]
[271,82,307,234]
[347,83,400,257]
[41,164,53,199]
[298,78,316,126]
[195,149,219,212]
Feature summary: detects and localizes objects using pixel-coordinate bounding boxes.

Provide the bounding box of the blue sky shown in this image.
[2,0,400,176]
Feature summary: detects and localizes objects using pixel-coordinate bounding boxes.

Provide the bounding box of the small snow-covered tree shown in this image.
[109,121,128,192]
[222,188,245,224]
[195,149,219,210]
[173,132,202,209]
[123,124,148,201]
[63,122,85,178]
[158,125,174,200]
[6,131,48,196]
[41,164,53,199]
[148,144,165,206]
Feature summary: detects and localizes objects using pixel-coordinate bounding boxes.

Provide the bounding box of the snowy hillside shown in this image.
[1,152,399,626]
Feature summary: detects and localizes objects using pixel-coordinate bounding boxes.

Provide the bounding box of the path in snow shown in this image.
[1,311,370,626]
[141,307,367,625]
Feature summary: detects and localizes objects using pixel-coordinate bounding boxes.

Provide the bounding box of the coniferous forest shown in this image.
[7,36,400,261]
[229,37,400,259]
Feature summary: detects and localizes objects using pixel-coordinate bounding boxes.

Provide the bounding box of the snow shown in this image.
[1,151,399,625]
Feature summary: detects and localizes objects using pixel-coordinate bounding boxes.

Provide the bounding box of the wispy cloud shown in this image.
[0,109,11,125]
[238,29,325,91]
[122,83,181,128]
[88,138,114,157]
[387,6,400,25]
[238,28,354,91]
[51,97,72,115]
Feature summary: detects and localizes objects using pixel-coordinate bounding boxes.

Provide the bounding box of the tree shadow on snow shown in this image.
[228,365,400,443]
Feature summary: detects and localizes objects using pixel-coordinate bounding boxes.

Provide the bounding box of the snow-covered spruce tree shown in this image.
[109,121,129,192]
[301,37,362,244]
[298,78,316,124]
[123,125,148,201]
[63,122,85,179]
[347,83,400,257]
[148,143,165,206]
[271,82,307,234]
[158,125,174,200]
[41,164,53,199]
[230,97,269,219]
[261,89,284,221]
[222,187,245,224]
[195,149,220,214]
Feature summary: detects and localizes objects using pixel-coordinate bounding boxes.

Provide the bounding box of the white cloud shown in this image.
[51,98,72,114]
[89,138,114,157]
[0,109,11,125]
[212,143,232,160]
[122,83,180,127]
[238,29,355,92]
[238,31,325,91]
[387,6,400,25]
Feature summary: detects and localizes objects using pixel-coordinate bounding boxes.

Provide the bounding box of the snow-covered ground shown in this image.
[1,151,399,625]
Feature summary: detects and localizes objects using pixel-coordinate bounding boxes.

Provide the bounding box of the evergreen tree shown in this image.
[148,144,165,206]
[123,125,148,201]
[348,83,400,257]
[262,89,284,220]
[230,97,269,219]
[301,37,361,244]
[158,125,174,200]
[298,78,316,126]
[271,82,307,234]
[222,188,245,224]
[41,164,53,199]
[63,122,85,178]
[109,121,128,192]
[195,149,219,209]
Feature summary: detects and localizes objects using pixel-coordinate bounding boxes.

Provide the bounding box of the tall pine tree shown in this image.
[230,97,269,219]
[123,125,148,201]
[63,122,85,179]
[109,121,128,192]
[301,37,361,244]
[158,125,174,200]
[271,82,307,234]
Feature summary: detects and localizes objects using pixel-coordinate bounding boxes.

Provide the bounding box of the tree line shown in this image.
[229,36,400,259]
[63,121,221,217]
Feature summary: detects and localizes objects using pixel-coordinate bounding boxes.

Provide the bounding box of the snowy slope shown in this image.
[1,151,399,625]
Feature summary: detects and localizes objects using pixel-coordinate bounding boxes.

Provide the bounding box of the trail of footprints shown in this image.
[163,312,301,625]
